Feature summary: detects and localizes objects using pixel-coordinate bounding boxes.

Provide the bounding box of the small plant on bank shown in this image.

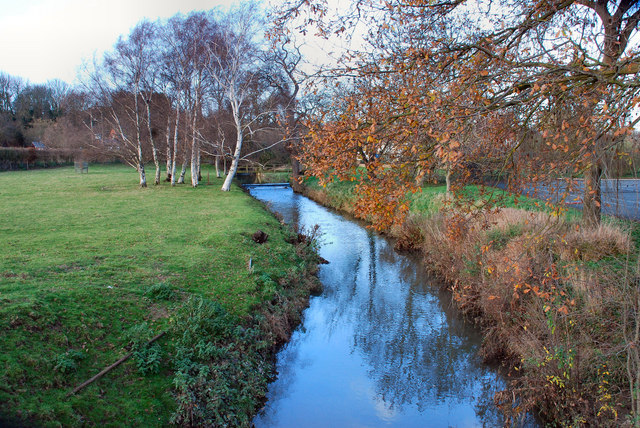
[53,350,86,374]
[126,322,164,376]
[170,296,270,427]
[144,282,177,301]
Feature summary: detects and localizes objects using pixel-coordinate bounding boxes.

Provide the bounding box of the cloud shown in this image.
[0,0,238,84]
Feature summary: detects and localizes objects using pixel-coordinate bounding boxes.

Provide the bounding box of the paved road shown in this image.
[503,179,640,221]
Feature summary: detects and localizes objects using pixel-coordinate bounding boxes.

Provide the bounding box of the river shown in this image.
[247,184,530,427]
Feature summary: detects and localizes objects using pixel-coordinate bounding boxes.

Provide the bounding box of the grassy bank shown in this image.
[0,164,320,427]
[301,176,640,426]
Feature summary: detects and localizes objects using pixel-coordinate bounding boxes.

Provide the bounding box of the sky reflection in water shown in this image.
[249,186,510,427]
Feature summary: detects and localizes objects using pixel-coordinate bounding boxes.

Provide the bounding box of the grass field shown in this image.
[0,164,318,426]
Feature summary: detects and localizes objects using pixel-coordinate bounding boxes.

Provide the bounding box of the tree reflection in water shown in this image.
[247,186,533,427]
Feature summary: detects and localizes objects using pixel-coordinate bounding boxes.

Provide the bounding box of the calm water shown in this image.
[248,185,522,427]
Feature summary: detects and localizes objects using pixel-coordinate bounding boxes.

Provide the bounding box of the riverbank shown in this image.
[299,177,640,426]
[0,165,321,426]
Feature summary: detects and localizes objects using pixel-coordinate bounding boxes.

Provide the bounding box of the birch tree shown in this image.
[166,12,226,187]
[211,4,263,192]
[159,16,189,186]
[84,26,155,187]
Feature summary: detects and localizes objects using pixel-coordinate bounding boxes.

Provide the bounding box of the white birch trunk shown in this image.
[190,145,199,187]
[133,88,146,188]
[178,161,187,184]
[144,100,161,185]
[190,109,199,188]
[165,115,172,182]
[215,155,221,178]
[221,106,243,191]
[154,154,161,185]
[170,109,180,186]
[138,141,147,187]
[139,164,147,187]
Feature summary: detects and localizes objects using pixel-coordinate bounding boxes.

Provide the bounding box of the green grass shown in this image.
[256,171,291,183]
[302,176,357,211]
[0,164,316,426]
[303,176,557,217]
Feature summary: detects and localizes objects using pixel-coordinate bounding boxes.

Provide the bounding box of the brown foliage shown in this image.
[283,0,640,234]
[393,214,425,251]
[417,207,634,424]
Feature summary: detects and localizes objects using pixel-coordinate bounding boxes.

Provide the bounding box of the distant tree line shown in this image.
[0,3,303,188]
[0,73,69,148]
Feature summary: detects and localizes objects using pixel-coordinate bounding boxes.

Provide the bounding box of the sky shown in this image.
[0,0,238,85]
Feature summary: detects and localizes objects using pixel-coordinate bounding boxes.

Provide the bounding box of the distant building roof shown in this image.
[31,141,46,149]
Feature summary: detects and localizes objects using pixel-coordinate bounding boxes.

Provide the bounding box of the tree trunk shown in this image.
[133,89,146,189]
[580,12,624,227]
[137,135,146,189]
[190,111,199,188]
[414,167,426,187]
[222,111,243,192]
[215,155,221,178]
[445,166,452,197]
[178,161,187,184]
[190,144,199,187]
[165,115,172,182]
[583,163,602,228]
[143,98,161,186]
[170,110,180,186]
[138,163,147,188]
[291,158,302,192]
[154,159,161,185]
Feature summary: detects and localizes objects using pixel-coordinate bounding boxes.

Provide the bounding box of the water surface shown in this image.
[248,185,515,427]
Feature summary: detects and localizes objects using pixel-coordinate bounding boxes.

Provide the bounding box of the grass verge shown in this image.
[0,164,321,427]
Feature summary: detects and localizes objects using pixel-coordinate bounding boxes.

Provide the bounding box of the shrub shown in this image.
[53,350,86,374]
[558,223,631,261]
[393,214,426,251]
[420,206,636,424]
[144,283,177,301]
[126,322,164,376]
[170,296,270,427]
[133,344,163,376]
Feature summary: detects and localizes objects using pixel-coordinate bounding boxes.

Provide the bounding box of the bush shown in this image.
[170,296,270,427]
[126,323,164,376]
[53,350,86,374]
[558,223,631,261]
[419,206,636,425]
[0,147,76,171]
[144,283,177,301]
